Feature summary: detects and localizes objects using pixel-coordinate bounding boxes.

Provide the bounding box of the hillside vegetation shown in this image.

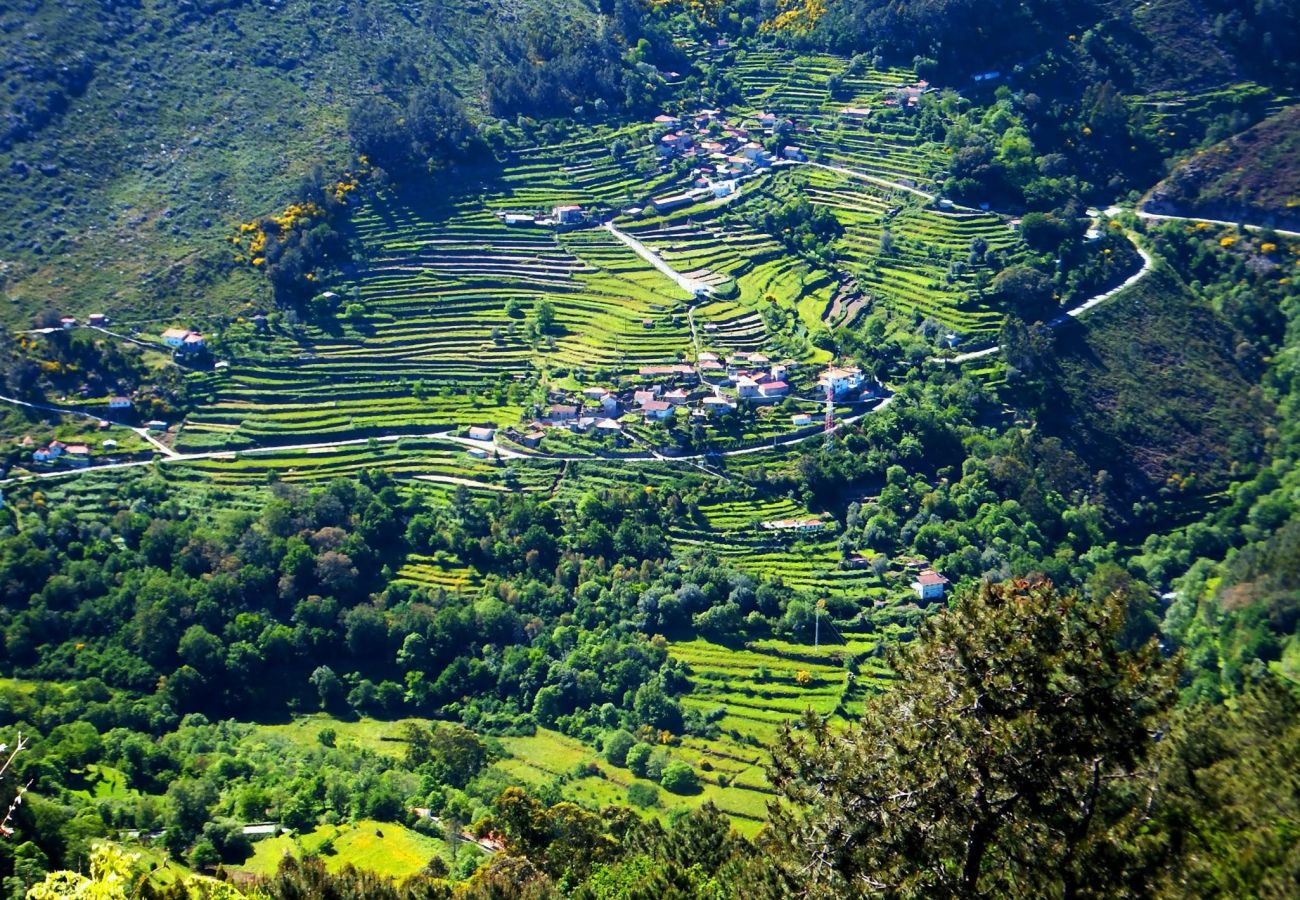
[1146,104,1300,230]
[1030,263,1267,505]
[4,2,1300,899]
[0,0,604,324]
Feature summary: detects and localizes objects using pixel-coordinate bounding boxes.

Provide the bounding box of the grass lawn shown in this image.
[233,819,458,880]
[250,714,419,759]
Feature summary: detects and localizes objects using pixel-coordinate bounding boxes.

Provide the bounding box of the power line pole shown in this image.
[823,380,834,447]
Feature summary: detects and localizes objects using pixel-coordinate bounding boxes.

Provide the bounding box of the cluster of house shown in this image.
[496,204,588,229]
[55,313,111,330]
[647,108,812,213]
[761,517,827,533]
[28,439,93,466]
[161,327,207,354]
[699,350,791,403]
[838,79,932,119]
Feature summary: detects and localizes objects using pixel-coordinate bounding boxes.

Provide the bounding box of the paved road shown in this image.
[937,203,1295,366]
[603,222,712,297]
[938,224,1156,365]
[1133,209,1300,239]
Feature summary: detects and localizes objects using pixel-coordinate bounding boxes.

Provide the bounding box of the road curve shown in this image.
[937,227,1155,365]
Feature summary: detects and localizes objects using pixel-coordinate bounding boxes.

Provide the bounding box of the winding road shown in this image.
[6,155,1279,487]
[939,230,1156,364]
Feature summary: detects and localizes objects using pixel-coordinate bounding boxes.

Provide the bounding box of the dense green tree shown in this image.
[760,578,1175,898]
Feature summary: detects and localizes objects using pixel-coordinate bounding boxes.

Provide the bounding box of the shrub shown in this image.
[604,729,636,767]
[659,760,699,794]
[627,782,659,808]
[626,741,654,778]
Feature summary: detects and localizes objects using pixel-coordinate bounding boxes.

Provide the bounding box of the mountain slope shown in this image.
[1145,104,1300,231]
[0,0,592,325]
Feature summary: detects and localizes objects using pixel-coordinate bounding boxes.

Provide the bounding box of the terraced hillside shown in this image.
[184,194,710,447]
[671,495,891,600]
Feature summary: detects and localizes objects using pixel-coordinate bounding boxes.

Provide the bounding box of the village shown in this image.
[459,358,880,457]
[493,83,933,230]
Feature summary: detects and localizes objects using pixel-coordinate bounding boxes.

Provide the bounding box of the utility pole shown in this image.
[824,380,834,447]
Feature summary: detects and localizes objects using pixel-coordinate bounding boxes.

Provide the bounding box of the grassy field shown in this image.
[231,818,460,880]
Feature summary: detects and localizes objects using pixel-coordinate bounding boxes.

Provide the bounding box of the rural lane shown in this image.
[602,222,712,297]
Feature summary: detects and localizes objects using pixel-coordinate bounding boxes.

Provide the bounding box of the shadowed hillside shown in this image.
[1146,104,1300,230]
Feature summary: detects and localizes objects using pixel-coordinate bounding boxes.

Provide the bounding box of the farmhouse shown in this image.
[182,333,206,352]
[839,106,872,120]
[699,359,726,379]
[736,376,760,399]
[913,568,950,601]
[762,518,826,533]
[553,205,585,225]
[653,114,681,127]
[503,213,536,227]
[547,404,578,421]
[161,328,190,348]
[758,380,789,399]
[519,430,545,449]
[702,396,734,415]
[633,389,659,407]
[108,396,132,410]
[467,426,496,441]
[709,180,737,199]
[642,400,673,421]
[88,313,107,326]
[818,366,864,398]
[60,317,77,329]
[783,146,807,161]
[664,388,690,405]
[791,413,813,426]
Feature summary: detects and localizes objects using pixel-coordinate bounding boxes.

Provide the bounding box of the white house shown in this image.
[553,205,584,225]
[762,518,825,533]
[642,400,673,421]
[913,569,950,601]
[161,328,189,348]
[791,413,813,426]
[467,426,496,441]
[108,396,132,410]
[818,366,864,399]
[736,376,760,399]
